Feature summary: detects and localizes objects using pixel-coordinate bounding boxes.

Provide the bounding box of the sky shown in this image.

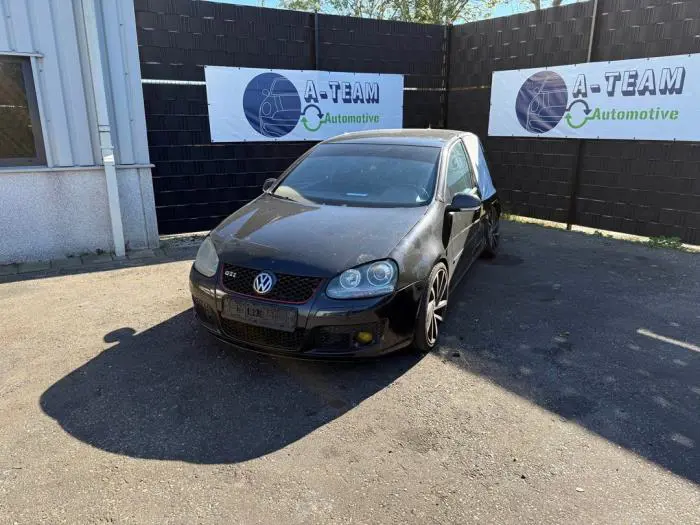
[215,0,579,21]
[492,1,578,18]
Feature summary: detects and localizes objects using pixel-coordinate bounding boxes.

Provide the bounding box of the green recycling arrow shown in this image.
[565,112,591,129]
[301,116,323,132]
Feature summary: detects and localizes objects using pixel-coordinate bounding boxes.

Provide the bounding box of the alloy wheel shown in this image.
[425,267,448,346]
[486,211,500,251]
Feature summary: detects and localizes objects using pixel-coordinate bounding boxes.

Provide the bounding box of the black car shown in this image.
[190,129,500,358]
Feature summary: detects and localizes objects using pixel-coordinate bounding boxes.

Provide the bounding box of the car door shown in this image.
[444,141,482,283]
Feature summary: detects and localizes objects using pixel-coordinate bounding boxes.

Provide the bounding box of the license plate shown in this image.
[222,298,297,332]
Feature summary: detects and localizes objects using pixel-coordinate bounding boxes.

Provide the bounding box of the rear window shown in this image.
[274,143,441,207]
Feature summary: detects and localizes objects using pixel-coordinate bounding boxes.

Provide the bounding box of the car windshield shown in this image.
[273,143,441,207]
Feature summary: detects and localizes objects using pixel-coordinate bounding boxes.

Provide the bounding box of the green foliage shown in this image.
[279,0,576,23]
[280,0,500,24]
[646,236,684,251]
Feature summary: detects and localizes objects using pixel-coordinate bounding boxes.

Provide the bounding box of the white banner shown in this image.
[205,66,404,142]
[488,54,700,141]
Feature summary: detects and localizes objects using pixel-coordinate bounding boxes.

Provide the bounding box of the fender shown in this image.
[391,203,447,288]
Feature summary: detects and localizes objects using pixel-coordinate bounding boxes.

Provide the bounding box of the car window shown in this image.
[463,140,478,188]
[445,141,473,200]
[274,143,440,207]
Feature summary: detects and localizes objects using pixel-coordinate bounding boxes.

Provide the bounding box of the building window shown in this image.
[0,56,46,167]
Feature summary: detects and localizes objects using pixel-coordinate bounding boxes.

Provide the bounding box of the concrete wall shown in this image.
[0,169,112,261]
[0,0,158,263]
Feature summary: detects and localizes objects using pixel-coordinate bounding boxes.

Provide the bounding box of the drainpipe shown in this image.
[80,0,126,257]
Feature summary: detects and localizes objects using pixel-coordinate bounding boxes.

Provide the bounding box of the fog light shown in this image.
[355,331,374,345]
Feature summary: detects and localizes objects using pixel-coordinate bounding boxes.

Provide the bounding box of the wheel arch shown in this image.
[484,194,502,216]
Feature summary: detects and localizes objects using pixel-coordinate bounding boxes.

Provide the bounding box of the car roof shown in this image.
[322,129,475,148]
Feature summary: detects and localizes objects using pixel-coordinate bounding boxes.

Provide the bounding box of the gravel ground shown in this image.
[1,221,698,524]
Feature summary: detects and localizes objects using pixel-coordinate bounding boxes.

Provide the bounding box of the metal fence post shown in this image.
[314,11,320,70]
[566,0,600,230]
[442,24,452,129]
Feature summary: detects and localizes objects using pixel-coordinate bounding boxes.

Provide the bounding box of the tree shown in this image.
[280,0,501,24]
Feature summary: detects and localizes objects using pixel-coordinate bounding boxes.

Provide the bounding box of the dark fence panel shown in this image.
[135,0,316,233]
[318,14,447,128]
[135,0,446,233]
[137,0,700,240]
[575,0,700,241]
[448,0,700,243]
[135,0,315,80]
[142,80,314,234]
[448,2,592,224]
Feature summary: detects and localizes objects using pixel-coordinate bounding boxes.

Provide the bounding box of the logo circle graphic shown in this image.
[515,71,568,134]
[243,73,301,138]
[253,271,276,295]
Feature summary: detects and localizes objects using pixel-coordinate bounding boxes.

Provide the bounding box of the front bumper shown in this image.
[189,266,423,358]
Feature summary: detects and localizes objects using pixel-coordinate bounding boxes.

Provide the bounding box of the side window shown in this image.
[462,140,478,189]
[445,141,473,200]
[0,56,45,166]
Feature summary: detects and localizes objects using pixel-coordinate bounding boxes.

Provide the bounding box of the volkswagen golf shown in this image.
[189,129,500,358]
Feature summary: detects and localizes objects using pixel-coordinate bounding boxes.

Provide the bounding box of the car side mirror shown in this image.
[262,178,277,193]
[447,192,481,212]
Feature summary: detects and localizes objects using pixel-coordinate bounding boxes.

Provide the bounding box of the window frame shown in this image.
[0,55,46,168]
[443,140,474,202]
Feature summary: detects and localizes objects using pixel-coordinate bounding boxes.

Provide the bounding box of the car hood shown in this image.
[211,194,427,277]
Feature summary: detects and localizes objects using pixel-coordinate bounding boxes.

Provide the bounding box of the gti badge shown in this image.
[253,271,276,295]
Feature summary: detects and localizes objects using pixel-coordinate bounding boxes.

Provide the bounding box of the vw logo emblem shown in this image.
[253,271,276,295]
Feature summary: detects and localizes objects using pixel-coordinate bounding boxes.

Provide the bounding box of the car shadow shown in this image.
[40,310,421,464]
[36,222,700,482]
[441,223,700,484]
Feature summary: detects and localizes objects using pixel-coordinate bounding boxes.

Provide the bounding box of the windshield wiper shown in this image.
[270,193,298,203]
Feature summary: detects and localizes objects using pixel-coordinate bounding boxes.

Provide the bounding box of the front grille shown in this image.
[220,318,305,350]
[222,264,322,303]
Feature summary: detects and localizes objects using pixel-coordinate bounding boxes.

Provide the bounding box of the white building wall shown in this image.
[96,0,151,166]
[0,0,158,264]
[0,169,113,261]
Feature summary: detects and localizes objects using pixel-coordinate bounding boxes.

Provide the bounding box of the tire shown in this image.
[412,262,449,353]
[481,207,501,258]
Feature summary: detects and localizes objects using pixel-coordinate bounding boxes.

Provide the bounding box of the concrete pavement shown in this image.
[1,221,698,524]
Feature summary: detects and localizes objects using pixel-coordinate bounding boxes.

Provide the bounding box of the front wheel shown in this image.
[481,207,500,258]
[413,262,449,353]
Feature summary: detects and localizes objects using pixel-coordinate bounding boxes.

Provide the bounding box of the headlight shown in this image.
[326,260,398,299]
[194,237,219,277]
